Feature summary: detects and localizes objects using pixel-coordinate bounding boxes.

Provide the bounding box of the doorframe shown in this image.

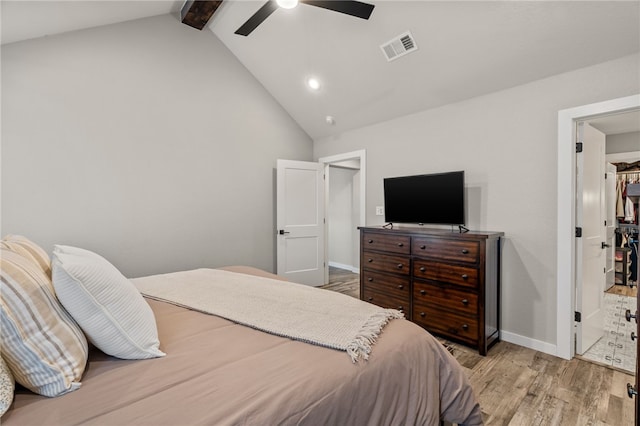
[318,150,366,283]
[556,94,640,360]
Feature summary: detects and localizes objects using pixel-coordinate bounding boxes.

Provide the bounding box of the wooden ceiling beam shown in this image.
[181,0,223,30]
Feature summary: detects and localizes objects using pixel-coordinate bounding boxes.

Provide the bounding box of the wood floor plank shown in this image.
[327,268,638,425]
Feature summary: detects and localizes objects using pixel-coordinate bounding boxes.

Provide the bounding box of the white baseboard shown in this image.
[500,330,557,357]
[328,261,359,274]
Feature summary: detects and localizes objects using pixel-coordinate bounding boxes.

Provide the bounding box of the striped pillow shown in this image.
[52,245,165,360]
[0,235,52,277]
[0,249,88,397]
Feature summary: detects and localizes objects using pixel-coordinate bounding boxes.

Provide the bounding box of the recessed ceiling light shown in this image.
[277,0,298,9]
[307,77,321,90]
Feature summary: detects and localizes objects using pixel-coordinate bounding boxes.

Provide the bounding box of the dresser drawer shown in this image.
[363,251,410,276]
[362,271,410,300]
[412,304,478,342]
[362,288,409,314]
[413,260,478,288]
[412,237,479,264]
[362,232,411,255]
[413,282,478,316]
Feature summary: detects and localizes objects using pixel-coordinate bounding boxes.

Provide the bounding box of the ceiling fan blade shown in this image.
[235,1,279,36]
[301,0,375,20]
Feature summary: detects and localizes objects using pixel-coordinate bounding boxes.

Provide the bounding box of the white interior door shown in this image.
[605,163,617,290]
[575,122,607,355]
[276,159,325,286]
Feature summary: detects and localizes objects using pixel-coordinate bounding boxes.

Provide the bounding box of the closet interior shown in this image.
[615,167,639,288]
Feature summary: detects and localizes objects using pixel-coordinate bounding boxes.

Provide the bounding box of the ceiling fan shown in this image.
[235,0,375,36]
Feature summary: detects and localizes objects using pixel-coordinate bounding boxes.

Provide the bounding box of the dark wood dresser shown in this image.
[359,226,503,355]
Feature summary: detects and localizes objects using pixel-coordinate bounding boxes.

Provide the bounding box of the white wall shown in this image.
[606,131,640,154]
[328,166,359,271]
[313,53,640,351]
[1,14,313,277]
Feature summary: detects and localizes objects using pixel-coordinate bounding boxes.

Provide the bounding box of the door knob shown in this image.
[278,229,290,235]
[627,383,638,398]
[625,309,637,323]
[601,242,611,249]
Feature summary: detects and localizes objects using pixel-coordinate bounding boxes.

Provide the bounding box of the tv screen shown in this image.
[383,171,465,225]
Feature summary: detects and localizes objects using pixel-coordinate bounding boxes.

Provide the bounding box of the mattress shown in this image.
[3,266,482,425]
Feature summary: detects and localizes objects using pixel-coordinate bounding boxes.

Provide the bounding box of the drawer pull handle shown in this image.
[367,277,373,282]
[397,264,403,269]
[368,239,373,244]
[420,245,426,250]
[419,266,426,272]
[398,243,404,247]
[461,274,468,280]
[398,306,404,311]
[367,297,373,301]
[368,258,373,263]
[397,285,404,290]
[420,289,426,296]
[461,324,469,331]
[419,312,426,317]
[461,249,469,254]
[461,299,469,305]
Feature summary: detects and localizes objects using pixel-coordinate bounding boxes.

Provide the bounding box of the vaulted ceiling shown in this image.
[2,1,639,139]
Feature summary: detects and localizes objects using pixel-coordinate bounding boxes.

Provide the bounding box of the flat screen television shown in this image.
[383,171,465,225]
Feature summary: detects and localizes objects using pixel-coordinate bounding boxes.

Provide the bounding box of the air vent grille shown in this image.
[380,31,418,62]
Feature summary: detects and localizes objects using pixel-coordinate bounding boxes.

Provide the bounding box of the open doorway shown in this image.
[318,150,366,291]
[576,114,639,373]
[556,94,640,362]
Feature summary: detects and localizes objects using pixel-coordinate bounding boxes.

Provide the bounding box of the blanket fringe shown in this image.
[346,309,404,363]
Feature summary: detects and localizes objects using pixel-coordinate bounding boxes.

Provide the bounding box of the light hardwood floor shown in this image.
[324,267,638,425]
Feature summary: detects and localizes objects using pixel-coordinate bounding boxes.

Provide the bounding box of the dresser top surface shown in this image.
[358,226,503,240]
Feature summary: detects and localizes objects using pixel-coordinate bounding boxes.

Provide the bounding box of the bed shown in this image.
[0,237,483,425]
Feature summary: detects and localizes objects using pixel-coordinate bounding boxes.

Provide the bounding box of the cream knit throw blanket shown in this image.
[132,268,403,362]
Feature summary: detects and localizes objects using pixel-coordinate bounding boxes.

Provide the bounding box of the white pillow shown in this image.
[51,245,165,360]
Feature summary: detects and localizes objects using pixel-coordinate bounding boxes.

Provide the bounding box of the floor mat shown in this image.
[580,293,637,373]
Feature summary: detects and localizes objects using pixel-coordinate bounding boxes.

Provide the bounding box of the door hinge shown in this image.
[576,142,583,153]
[575,227,582,237]
[604,220,607,226]
[605,173,608,179]
[575,311,582,322]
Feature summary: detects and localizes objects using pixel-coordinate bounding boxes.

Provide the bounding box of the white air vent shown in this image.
[380,31,418,62]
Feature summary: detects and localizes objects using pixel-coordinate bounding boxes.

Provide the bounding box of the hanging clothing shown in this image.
[616,178,625,218]
[625,196,636,222]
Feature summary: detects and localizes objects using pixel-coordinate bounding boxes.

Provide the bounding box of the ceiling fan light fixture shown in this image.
[277,0,298,9]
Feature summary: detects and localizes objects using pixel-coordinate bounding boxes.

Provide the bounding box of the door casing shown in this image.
[556,94,640,360]
[318,150,366,284]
